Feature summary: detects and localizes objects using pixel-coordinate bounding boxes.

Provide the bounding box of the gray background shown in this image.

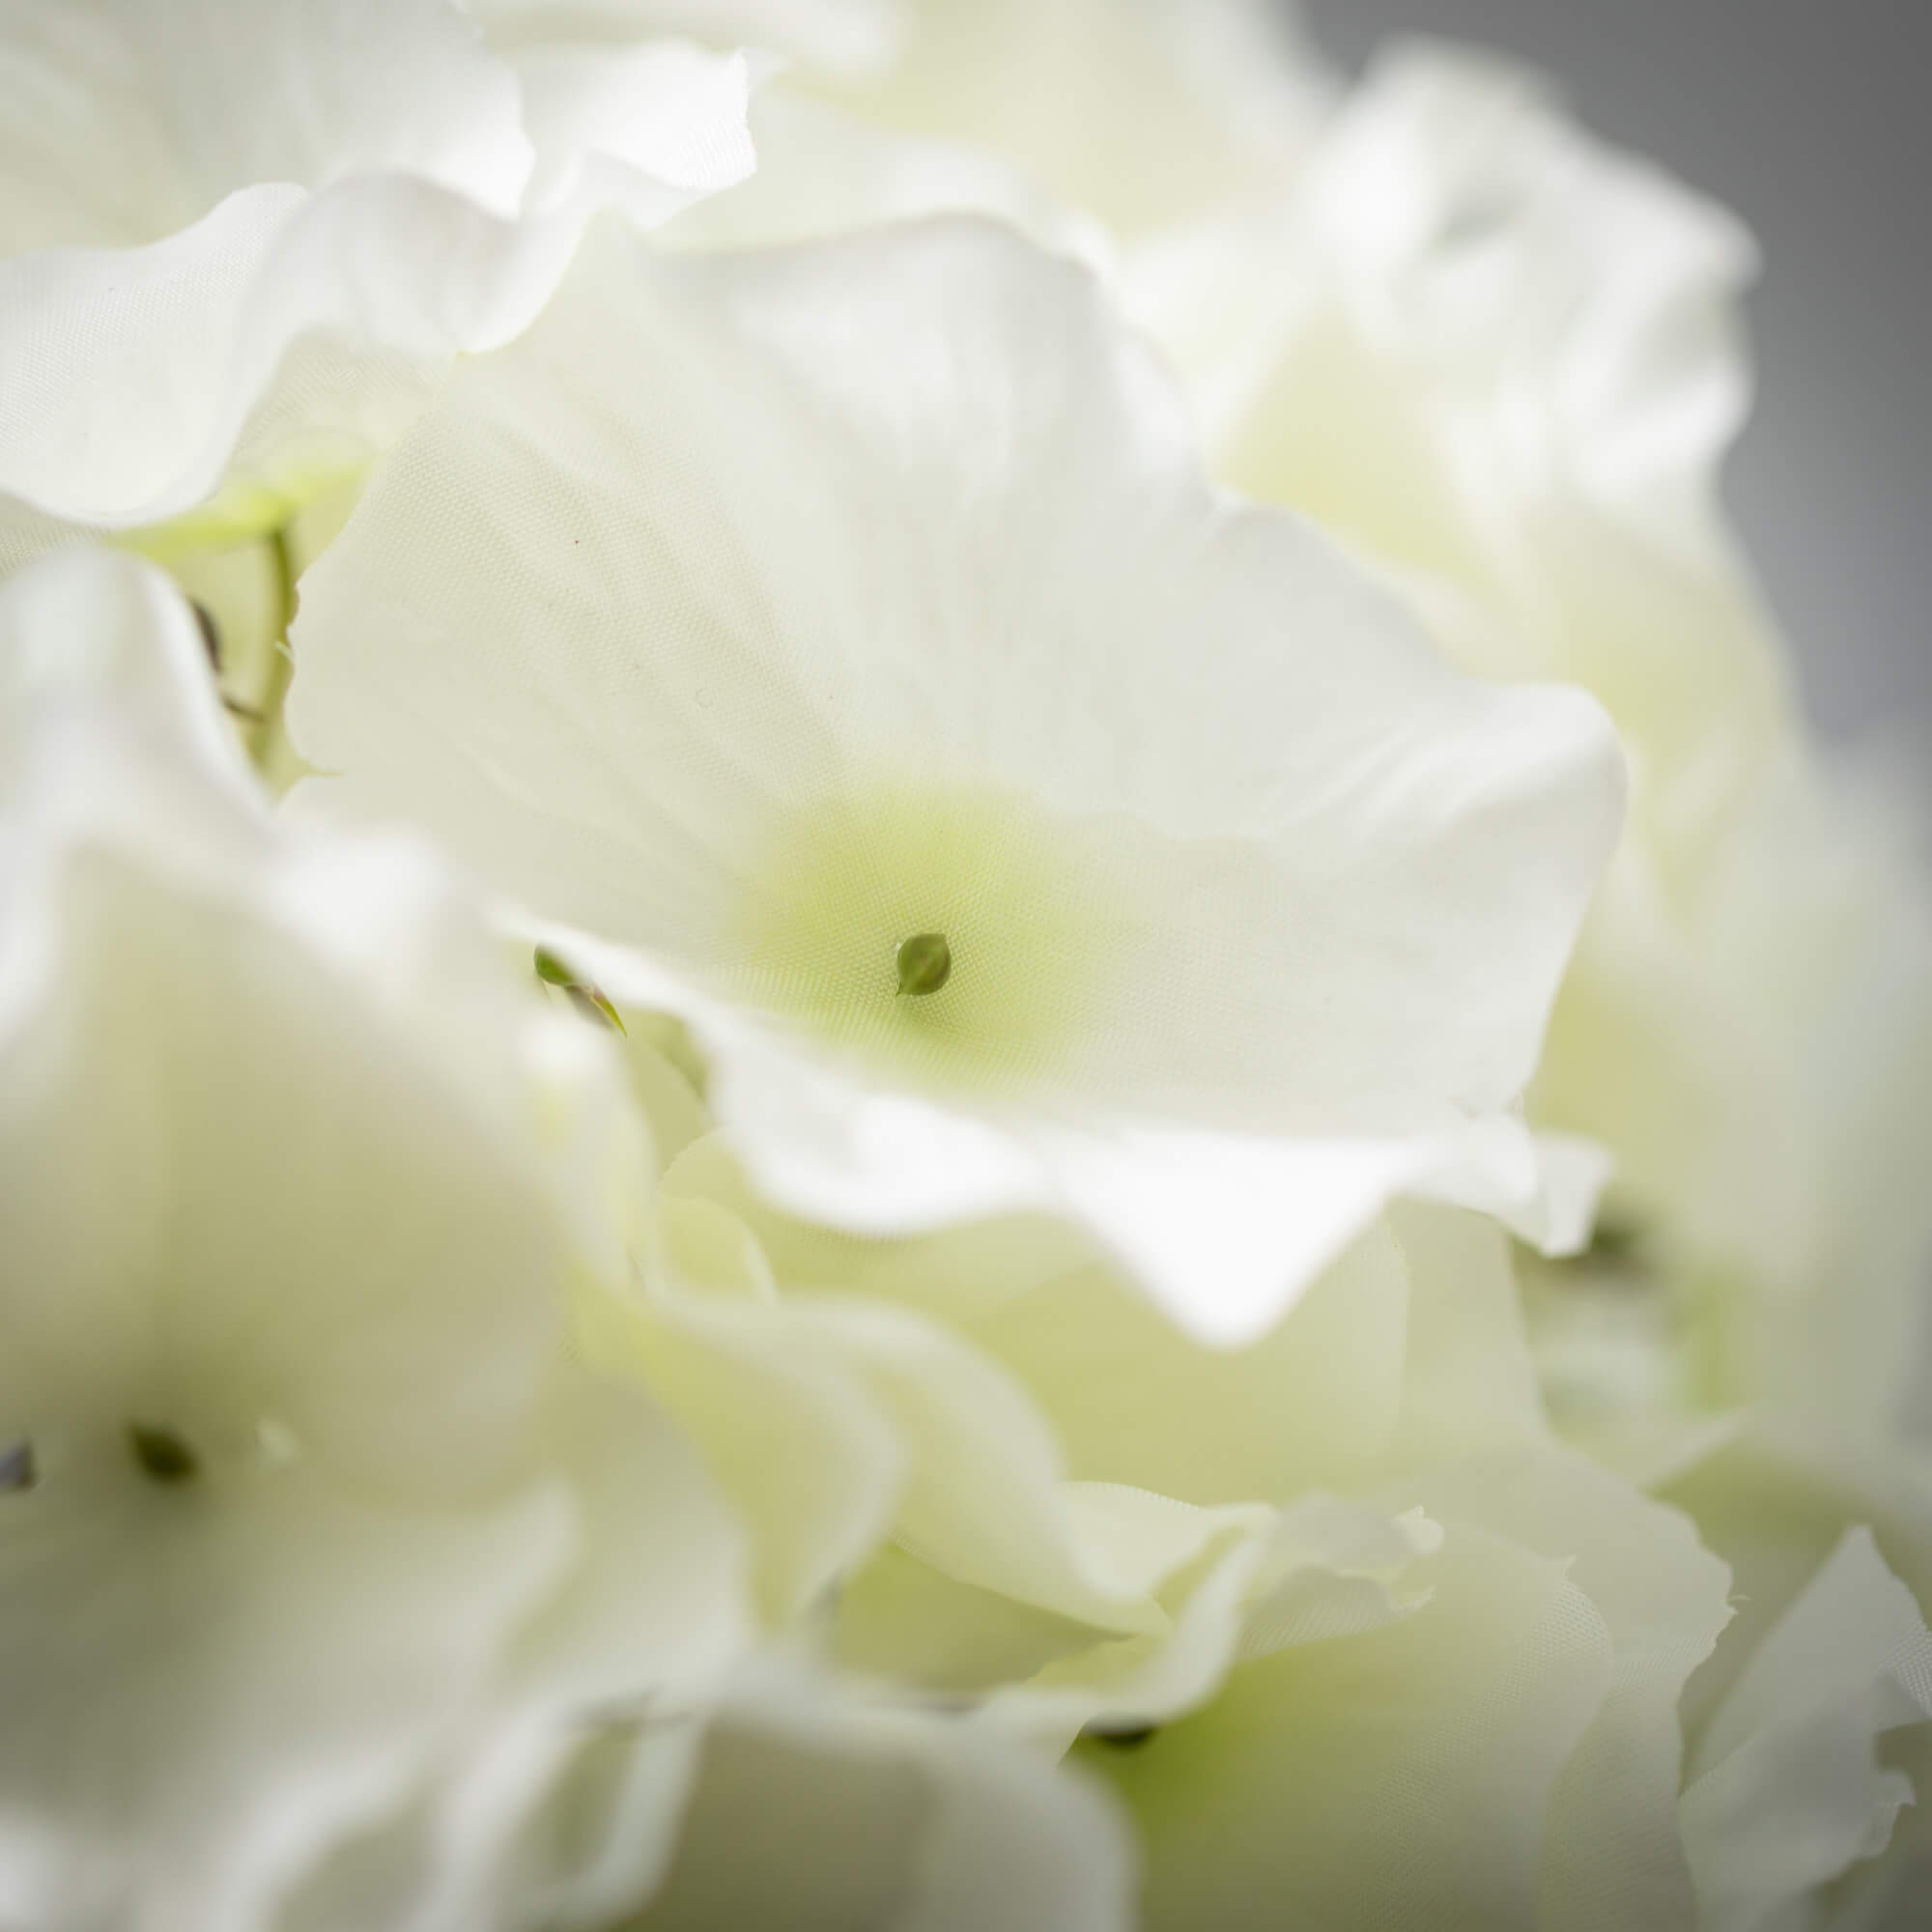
[1296,0,1930,753]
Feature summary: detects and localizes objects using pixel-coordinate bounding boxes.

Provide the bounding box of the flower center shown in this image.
[729,773,1144,1094]
[895,931,952,997]
[128,1423,200,1486]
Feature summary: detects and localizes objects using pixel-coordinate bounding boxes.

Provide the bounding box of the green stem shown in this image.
[249,524,297,769]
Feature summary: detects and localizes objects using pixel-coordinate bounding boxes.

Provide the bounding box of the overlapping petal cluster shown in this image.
[0,0,755,553]
[4,3,1931,1930]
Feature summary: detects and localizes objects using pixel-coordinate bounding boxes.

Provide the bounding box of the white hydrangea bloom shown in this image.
[0,548,755,1932]
[1094,37,1932,1484]
[0,0,755,544]
[621,1026,1727,1922]
[287,213,1624,1345]
[1143,43,1786,878]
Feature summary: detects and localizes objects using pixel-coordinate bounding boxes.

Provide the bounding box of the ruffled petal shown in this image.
[632,1668,1136,1931]
[0,0,753,529]
[1682,1527,1932,1932]
[1084,1520,1613,1931]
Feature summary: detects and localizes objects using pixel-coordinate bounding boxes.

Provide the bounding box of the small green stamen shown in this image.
[190,600,221,670]
[128,1423,199,1486]
[895,931,952,997]
[533,946,626,1034]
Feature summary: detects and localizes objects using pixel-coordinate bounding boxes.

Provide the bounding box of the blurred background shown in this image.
[1298,0,1930,753]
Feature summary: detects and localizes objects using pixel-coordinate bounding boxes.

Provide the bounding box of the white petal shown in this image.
[1033,1113,1584,1344]
[767,1301,1194,1632]
[1681,1527,1932,1932]
[0,544,253,806]
[289,214,1622,1340]
[0,1465,575,1932]
[983,1494,1437,1753]
[659,1128,1094,1322]
[0,813,591,1499]
[618,1209,1236,1634]
[1411,1448,1733,1932]
[821,0,1333,237]
[0,544,750,1930]
[929,1218,1410,1508]
[465,0,902,80]
[665,85,1110,264]
[0,0,529,253]
[0,0,753,529]
[284,1371,753,1932]
[1152,42,1790,923]
[1083,1520,1613,1931]
[668,1171,1511,1509]
[1385,1201,1551,1463]
[491,37,755,221]
[633,1669,1135,1931]
[0,556,654,1495]
[579,1264,901,1628]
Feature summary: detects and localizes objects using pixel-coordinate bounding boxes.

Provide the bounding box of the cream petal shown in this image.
[0,544,253,804]
[463,0,902,80]
[819,0,1332,238]
[659,1128,1095,1324]
[0,0,529,256]
[0,545,753,1932]
[926,1219,1410,1508]
[1144,44,1792,995]
[612,1215,1235,1634]
[664,85,1110,264]
[283,1371,753,1932]
[0,0,753,529]
[105,0,529,213]
[0,0,198,251]
[579,1266,902,1629]
[1682,1527,1932,1932]
[0,552,664,1501]
[978,1514,1276,1755]
[491,37,755,221]
[1032,1114,1589,1345]
[760,1302,1192,1632]
[0,1464,575,1932]
[1384,1202,1550,1464]
[1084,1521,1613,1931]
[667,1173,1503,1508]
[615,1023,714,1171]
[1683,759,1932,1428]
[2,179,539,527]
[987,1494,1436,1755]
[0,808,590,1500]
[1409,1449,1733,1932]
[631,1670,1135,1931]
[491,1720,705,1932]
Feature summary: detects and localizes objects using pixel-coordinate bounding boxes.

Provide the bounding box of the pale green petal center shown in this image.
[727,774,1145,1094]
